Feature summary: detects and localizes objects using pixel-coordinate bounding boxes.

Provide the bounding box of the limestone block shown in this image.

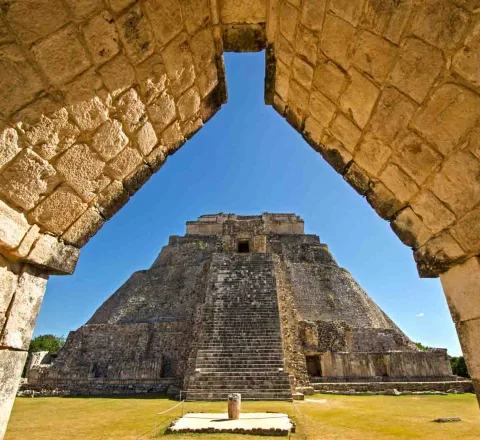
[276,36,294,66]
[412,84,480,155]
[450,205,480,253]
[146,145,168,172]
[361,0,412,43]
[328,114,361,153]
[30,186,87,235]
[99,54,136,96]
[92,119,129,161]
[83,11,120,65]
[0,44,44,117]
[63,0,104,20]
[351,30,397,82]
[411,190,455,235]
[0,126,20,170]
[354,133,391,177]
[287,80,309,128]
[135,54,168,103]
[144,0,183,47]
[441,257,480,323]
[116,88,147,133]
[12,224,40,259]
[27,234,79,274]
[367,181,403,220]
[414,232,465,277]
[391,132,442,185]
[148,92,176,132]
[0,200,29,250]
[301,0,326,32]
[308,90,335,128]
[275,62,290,102]
[0,256,17,314]
[124,164,153,195]
[15,99,80,160]
[320,14,355,69]
[62,207,104,247]
[429,150,480,218]
[388,38,444,103]
[32,25,91,85]
[135,122,157,156]
[161,122,184,153]
[190,28,216,73]
[380,163,419,204]
[197,62,219,99]
[273,94,286,115]
[107,0,135,13]
[222,24,266,52]
[317,133,353,174]
[0,350,28,440]
[0,265,48,349]
[374,91,416,145]
[162,34,196,96]
[68,96,109,134]
[292,57,314,89]
[313,58,347,102]
[303,117,324,146]
[340,69,380,128]
[279,2,299,40]
[177,87,201,121]
[105,147,143,180]
[94,180,129,219]
[344,163,370,195]
[0,149,57,210]
[453,21,480,87]
[183,0,210,35]
[4,0,69,44]
[295,26,318,65]
[456,318,480,378]
[411,0,469,50]
[56,143,107,202]
[118,5,155,64]
[391,207,431,249]
[218,0,265,24]
[329,0,365,26]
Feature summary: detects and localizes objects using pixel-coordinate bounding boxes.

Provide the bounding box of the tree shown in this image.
[450,356,470,378]
[29,334,65,355]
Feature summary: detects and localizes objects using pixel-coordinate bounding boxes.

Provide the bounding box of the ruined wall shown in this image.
[320,349,452,380]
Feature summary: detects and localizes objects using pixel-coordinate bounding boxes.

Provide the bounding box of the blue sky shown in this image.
[34,52,462,356]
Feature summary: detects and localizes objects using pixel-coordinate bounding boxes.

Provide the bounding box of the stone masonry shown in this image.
[0,0,480,437]
[26,214,455,401]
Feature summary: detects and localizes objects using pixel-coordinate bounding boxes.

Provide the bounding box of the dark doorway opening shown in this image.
[306,355,322,377]
[238,241,250,253]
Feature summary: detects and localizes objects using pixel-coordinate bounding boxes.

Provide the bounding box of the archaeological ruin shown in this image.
[0,0,479,437]
[24,214,462,399]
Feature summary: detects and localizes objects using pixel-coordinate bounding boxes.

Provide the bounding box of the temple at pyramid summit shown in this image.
[26,213,460,399]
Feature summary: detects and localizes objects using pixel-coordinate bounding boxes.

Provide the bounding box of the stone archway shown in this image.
[0,0,479,437]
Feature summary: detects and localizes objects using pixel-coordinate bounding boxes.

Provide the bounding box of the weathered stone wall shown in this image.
[320,349,453,380]
[0,258,48,439]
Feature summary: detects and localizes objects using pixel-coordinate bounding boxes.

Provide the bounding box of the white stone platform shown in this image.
[167,412,293,435]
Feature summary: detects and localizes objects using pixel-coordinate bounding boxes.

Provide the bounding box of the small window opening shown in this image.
[237,241,250,253]
[306,355,322,377]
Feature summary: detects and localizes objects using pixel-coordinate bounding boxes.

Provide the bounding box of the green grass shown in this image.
[5,394,480,439]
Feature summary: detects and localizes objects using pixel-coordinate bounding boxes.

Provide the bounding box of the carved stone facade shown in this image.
[26,214,454,399]
[0,0,479,436]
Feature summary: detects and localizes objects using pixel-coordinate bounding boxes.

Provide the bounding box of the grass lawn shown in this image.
[5,393,480,440]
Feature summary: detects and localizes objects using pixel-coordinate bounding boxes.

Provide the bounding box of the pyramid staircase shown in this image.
[185,253,292,400]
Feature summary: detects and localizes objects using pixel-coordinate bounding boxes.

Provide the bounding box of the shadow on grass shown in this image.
[66,392,175,400]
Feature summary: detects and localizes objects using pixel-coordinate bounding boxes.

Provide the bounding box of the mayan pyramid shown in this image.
[27,214,453,399]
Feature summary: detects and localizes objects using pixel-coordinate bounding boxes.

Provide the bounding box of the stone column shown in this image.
[228,393,241,419]
[440,257,480,406]
[0,257,49,440]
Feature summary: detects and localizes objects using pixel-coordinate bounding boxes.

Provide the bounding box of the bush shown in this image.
[450,356,470,378]
[29,334,65,355]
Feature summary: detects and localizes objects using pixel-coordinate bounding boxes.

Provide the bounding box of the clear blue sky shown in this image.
[34,52,462,356]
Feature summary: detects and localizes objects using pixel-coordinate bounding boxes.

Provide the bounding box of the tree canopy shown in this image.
[29,334,65,354]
